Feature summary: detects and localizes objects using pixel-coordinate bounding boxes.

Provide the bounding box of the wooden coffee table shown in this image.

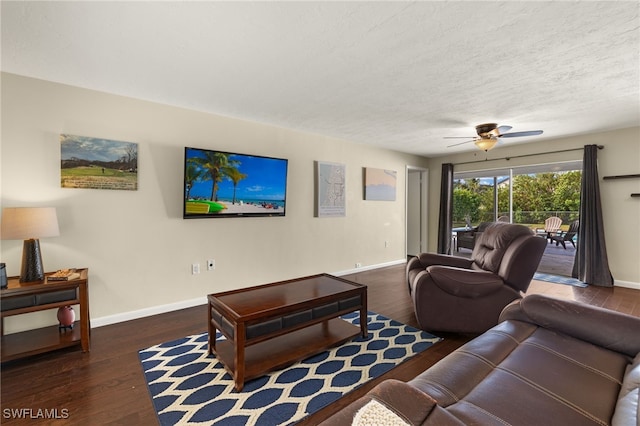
[207,273,367,391]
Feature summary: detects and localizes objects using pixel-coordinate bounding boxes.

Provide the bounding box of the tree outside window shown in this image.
[453,171,581,228]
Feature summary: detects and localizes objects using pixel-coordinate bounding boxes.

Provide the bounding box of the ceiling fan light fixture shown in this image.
[445,123,542,151]
[474,138,498,152]
[475,123,498,137]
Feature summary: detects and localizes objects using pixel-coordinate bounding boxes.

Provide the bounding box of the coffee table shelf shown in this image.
[214,318,360,382]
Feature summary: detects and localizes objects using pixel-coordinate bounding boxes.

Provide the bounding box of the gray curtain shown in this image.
[437,163,454,254]
[572,145,614,286]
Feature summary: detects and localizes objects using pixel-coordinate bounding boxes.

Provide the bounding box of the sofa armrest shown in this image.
[407,254,474,295]
[319,380,465,426]
[500,295,640,357]
[422,267,504,298]
[362,380,439,425]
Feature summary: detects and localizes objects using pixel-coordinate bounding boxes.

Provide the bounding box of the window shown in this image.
[453,161,582,227]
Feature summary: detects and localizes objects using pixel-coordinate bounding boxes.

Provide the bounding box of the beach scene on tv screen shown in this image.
[185,148,287,216]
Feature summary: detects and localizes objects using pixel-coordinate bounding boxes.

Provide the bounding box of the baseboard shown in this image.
[92,259,408,328]
[332,259,407,277]
[615,280,640,290]
[91,296,207,328]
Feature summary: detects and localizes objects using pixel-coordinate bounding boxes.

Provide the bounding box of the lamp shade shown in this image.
[474,138,498,152]
[1,207,60,282]
[1,207,60,240]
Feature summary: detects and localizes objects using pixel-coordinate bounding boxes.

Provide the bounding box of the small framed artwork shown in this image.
[60,134,138,190]
[315,161,346,217]
[364,167,397,201]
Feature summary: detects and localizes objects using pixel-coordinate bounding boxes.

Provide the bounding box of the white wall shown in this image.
[426,127,640,288]
[0,73,428,332]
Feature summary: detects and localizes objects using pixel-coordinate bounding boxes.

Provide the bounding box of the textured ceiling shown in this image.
[2,1,639,156]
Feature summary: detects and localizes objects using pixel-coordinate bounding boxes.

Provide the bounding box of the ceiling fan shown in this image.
[445,123,543,151]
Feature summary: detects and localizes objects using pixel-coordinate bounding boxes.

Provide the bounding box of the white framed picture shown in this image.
[315,161,346,217]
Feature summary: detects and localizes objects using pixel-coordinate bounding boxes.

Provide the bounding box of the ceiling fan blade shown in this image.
[447,139,476,147]
[444,136,476,139]
[499,130,543,138]
[497,125,512,133]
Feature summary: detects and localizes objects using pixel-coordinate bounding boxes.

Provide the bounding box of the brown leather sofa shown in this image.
[407,222,546,333]
[321,294,640,426]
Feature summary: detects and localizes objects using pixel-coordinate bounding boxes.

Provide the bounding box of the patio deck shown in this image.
[454,239,575,277]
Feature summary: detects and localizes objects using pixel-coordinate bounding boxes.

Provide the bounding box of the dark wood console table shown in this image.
[1,269,90,362]
[208,273,367,391]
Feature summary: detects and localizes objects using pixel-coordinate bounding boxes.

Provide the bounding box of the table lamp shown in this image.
[1,207,60,282]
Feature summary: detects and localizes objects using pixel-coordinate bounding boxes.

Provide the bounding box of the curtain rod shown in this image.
[453,145,604,166]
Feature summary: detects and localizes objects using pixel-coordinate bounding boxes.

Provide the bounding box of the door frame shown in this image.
[406,166,429,257]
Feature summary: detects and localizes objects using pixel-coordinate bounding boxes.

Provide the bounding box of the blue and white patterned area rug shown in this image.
[533,272,588,288]
[139,311,441,425]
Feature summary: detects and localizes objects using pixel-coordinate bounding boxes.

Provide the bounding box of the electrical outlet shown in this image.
[355,263,362,268]
[192,263,200,275]
[207,259,215,271]
[384,241,389,248]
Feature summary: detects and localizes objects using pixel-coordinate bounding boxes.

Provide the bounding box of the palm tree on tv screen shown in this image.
[223,166,248,205]
[189,151,241,202]
[185,163,205,200]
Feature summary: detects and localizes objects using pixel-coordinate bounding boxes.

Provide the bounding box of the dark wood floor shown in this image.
[2,264,639,425]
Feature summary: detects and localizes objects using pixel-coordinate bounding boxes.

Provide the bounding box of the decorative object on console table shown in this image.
[0,207,60,282]
[57,306,75,330]
[48,269,81,282]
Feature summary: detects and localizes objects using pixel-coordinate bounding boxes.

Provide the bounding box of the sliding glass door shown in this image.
[453,174,509,227]
[453,161,582,228]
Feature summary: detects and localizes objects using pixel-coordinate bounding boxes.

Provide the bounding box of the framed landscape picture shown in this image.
[364,167,397,201]
[60,134,138,190]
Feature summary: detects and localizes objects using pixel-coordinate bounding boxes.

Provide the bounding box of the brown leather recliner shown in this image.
[406,222,546,333]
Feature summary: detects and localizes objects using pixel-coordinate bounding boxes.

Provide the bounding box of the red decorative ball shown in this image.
[57,306,75,327]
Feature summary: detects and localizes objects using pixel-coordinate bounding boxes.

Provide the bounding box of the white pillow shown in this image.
[353,399,410,426]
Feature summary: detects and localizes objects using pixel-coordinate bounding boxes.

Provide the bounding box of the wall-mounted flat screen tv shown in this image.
[183,147,288,218]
